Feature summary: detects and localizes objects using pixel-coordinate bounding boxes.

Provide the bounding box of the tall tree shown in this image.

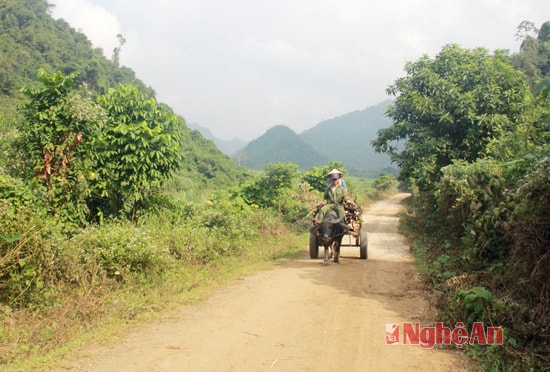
[512,21,550,90]
[16,69,105,224]
[112,33,126,67]
[372,44,533,191]
[237,162,299,210]
[94,85,185,220]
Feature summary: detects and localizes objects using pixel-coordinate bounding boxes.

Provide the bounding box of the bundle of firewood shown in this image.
[343,198,362,225]
[309,198,363,226]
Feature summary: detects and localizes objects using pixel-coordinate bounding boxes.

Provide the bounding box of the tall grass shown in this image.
[0,193,305,370]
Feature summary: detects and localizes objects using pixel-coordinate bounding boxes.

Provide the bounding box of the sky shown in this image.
[50,0,550,141]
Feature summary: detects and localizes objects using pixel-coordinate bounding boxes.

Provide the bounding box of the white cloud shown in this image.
[52,0,121,57]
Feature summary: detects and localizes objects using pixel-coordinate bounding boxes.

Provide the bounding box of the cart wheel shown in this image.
[309,233,319,259]
[359,224,368,259]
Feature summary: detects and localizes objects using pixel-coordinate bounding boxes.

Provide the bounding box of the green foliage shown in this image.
[0,200,66,309]
[77,222,172,279]
[15,69,105,225]
[511,21,550,89]
[404,149,550,370]
[372,173,397,192]
[0,0,153,106]
[234,162,311,223]
[0,97,21,172]
[386,33,550,369]
[506,155,550,310]
[373,44,534,191]
[94,85,185,220]
[301,161,346,193]
[7,68,239,224]
[237,163,298,208]
[0,171,34,209]
[457,286,494,325]
[435,150,549,265]
[0,188,278,310]
[436,159,509,263]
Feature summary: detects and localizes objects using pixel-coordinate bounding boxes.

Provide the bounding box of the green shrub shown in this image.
[0,201,67,308]
[372,173,398,192]
[409,150,550,370]
[77,222,173,280]
[0,172,35,208]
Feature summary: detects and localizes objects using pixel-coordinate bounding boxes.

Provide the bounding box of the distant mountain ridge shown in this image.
[187,123,247,156]
[299,100,395,175]
[231,100,397,176]
[235,125,329,169]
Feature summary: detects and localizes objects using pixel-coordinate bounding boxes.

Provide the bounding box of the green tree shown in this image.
[16,69,105,224]
[237,163,299,210]
[511,21,550,147]
[512,21,550,89]
[94,85,185,220]
[302,161,346,193]
[373,173,397,192]
[372,44,533,191]
[112,33,126,67]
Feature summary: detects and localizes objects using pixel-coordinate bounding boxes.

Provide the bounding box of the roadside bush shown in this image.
[77,222,173,280]
[0,200,77,309]
[372,173,398,192]
[234,162,312,224]
[136,191,258,263]
[409,151,550,370]
[437,160,511,265]
[502,156,549,352]
[0,172,35,208]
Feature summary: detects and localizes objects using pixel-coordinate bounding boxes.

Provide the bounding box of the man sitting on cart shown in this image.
[315,168,349,231]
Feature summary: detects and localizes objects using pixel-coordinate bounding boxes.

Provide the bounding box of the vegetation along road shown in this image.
[57,194,473,371]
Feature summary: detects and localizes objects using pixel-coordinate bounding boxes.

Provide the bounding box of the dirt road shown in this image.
[58,193,473,371]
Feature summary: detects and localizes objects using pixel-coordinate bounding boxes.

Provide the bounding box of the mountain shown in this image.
[187,122,247,156]
[236,125,329,170]
[299,100,396,176]
[226,101,397,176]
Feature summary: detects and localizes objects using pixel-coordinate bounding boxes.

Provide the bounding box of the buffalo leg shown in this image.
[333,242,340,263]
[323,245,330,266]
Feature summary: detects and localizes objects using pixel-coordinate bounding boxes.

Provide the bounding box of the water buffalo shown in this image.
[311,209,349,266]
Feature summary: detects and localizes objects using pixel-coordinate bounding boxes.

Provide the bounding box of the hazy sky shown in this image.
[51,0,549,141]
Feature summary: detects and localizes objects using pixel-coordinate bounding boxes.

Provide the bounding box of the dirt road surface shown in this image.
[57,193,473,371]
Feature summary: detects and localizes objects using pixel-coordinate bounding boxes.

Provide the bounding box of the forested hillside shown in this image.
[0,0,152,109]
[374,22,550,370]
[0,0,241,192]
[300,100,395,176]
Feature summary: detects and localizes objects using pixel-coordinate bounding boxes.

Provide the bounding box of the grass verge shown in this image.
[1,229,307,371]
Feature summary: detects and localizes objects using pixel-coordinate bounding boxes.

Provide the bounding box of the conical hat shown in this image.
[326,168,344,178]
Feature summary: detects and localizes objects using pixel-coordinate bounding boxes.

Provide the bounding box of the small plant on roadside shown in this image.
[457,286,494,326]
